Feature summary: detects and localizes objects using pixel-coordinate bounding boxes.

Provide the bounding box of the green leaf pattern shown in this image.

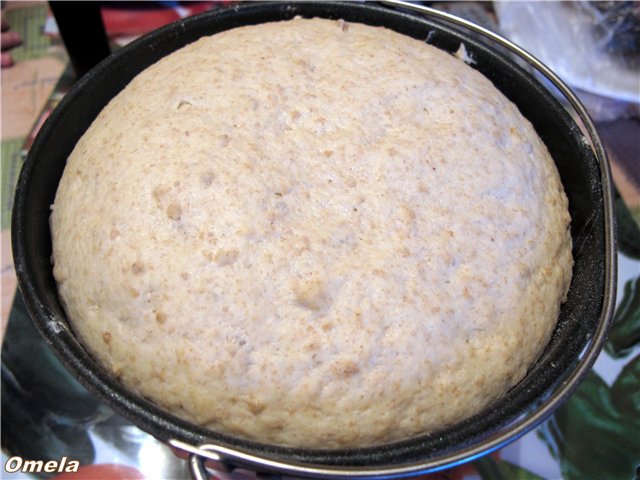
[535,276,640,480]
[606,276,640,358]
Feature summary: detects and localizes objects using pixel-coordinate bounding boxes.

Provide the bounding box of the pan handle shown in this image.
[188,448,233,480]
[174,440,285,480]
[170,439,317,480]
[171,440,234,480]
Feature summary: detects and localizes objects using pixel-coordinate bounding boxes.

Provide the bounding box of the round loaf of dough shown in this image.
[50,17,573,448]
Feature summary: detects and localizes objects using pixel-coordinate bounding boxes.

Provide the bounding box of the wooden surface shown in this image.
[1,3,66,339]
[598,119,640,210]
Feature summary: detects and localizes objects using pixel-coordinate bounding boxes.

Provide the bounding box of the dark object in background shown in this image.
[1,292,104,466]
[430,1,497,31]
[49,1,111,77]
[586,1,640,66]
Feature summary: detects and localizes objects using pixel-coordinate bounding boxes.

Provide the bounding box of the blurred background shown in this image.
[1,2,638,479]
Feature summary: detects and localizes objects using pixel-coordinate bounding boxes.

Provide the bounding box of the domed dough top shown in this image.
[51,17,573,448]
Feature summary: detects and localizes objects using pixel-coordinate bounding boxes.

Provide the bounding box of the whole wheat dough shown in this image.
[50,17,573,449]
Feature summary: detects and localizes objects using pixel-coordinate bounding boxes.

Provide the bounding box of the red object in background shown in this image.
[52,464,145,480]
[100,1,233,38]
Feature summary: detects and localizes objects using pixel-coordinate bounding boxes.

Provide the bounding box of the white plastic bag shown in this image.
[494,1,639,121]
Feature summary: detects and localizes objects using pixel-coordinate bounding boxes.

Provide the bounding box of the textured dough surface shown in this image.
[50,18,573,449]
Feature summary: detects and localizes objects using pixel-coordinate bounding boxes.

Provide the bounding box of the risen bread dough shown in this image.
[50,17,573,448]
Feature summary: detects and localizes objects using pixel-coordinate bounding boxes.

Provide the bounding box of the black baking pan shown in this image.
[11,1,616,477]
